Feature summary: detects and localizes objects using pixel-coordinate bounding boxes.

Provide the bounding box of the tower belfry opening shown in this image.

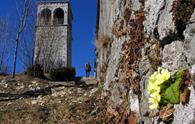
[34,0,73,72]
[40,8,51,25]
[53,8,64,25]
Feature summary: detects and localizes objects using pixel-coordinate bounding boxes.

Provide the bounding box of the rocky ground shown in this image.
[0,75,108,124]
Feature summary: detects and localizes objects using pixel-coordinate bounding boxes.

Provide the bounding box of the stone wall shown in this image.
[96,0,195,123]
[35,26,69,69]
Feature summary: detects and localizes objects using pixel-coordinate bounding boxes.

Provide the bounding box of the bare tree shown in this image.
[0,17,13,74]
[35,26,64,72]
[18,1,36,71]
[12,0,34,78]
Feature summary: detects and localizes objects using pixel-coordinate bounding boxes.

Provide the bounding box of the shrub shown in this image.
[0,73,8,76]
[49,67,76,81]
[27,64,44,78]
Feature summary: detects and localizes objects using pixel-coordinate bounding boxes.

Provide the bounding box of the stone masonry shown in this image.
[34,0,73,71]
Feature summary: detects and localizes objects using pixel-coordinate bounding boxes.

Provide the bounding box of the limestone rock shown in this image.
[157,0,176,40]
[104,37,125,90]
[173,87,195,124]
[184,9,195,65]
[96,0,195,123]
[162,41,188,72]
[144,0,165,36]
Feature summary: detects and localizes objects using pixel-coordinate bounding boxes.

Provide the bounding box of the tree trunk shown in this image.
[12,34,20,78]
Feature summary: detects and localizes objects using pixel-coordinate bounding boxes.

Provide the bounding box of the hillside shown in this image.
[0,76,108,124]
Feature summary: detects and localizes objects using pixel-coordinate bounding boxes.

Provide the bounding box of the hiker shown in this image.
[85,62,91,77]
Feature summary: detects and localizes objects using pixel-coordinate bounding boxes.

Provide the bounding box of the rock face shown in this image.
[96,0,195,123]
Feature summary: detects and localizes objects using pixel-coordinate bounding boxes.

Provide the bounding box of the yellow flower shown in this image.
[160,68,170,81]
[147,67,170,110]
[148,72,158,84]
[149,93,161,109]
[149,100,159,110]
[147,82,160,94]
[150,92,161,101]
[154,68,170,85]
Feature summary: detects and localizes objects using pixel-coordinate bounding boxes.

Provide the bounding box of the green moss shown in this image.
[148,41,161,70]
[149,56,160,70]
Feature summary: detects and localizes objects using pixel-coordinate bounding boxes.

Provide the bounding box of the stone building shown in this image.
[34,0,73,71]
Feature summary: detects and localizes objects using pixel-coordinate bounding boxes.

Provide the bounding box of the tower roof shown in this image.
[38,0,69,4]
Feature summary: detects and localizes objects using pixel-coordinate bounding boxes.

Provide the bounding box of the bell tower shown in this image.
[34,0,73,71]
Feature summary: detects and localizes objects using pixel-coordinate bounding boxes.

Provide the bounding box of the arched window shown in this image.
[53,8,64,25]
[40,8,51,25]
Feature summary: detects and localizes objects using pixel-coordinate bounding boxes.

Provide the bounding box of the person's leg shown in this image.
[86,71,90,77]
[88,71,90,77]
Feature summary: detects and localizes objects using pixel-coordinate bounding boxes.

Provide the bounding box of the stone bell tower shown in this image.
[34,0,73,71]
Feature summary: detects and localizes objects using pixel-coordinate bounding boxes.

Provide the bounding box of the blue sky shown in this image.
[0,0,96,76]
[70,0,96,76]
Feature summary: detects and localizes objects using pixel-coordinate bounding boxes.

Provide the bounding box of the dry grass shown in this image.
[0,75,30,81]
[0,91,109,124]
[15,75,30,81]
[96,34,111,48]
[0,77,110,124]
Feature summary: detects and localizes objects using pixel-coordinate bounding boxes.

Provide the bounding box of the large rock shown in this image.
[144,0,165,36]
[96,0,195,123]
[104,37,126,90]
[162,41,188,72]
[173,86,195,124]
[170,8,195,124]
[184,9,195,65]
[157,0,176,40]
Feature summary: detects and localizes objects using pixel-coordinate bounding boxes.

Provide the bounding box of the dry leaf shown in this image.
[180,69,191,105]
[126,69,132,77]
[107,106,119,117]
[184,70,192,86]
[180,87,191,105]
[143,111,159,118]
[159,105,175,121]
[128,111,138,124]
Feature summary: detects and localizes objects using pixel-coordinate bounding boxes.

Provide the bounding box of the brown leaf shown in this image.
[126,69,132,77]
[180,87,191,105]
[159,105,175,121]
[107,106,119,117]
[180,69,191,105]
[183,69,192,86]
[143,111,159,118]
[128,111,138,124]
